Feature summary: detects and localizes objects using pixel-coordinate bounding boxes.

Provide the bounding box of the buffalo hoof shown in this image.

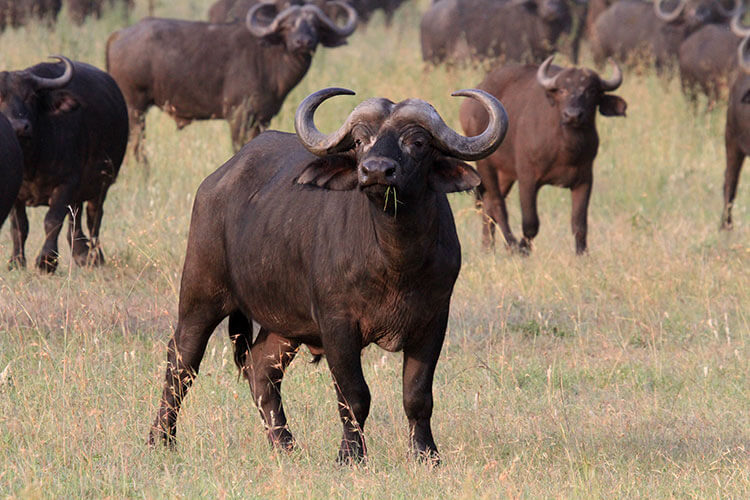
[36,253,59,274]
[268,430,295,452]
[720,218,733,231]
[147,426,176,449]
[337,439,366,466]
[411,448,441,466]
[7,255,26,270]
[516,239,532,256]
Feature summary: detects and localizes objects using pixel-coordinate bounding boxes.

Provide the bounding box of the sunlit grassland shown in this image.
[0,0,748,498]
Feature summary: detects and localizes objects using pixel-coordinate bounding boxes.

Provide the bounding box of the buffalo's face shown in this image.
[0,73,40,141]
[280,10,321,54]
[294,89,510,213]
[537,0,569,24]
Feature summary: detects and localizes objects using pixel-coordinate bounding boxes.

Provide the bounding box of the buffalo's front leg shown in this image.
[228,102,263,153]
[722,135,744,230]
[245,327,299,451]
[570,176,592,255]
[403,310,447,464]
[84,198,106,266]
[518,180,540,254]
[323,323,370,464]
[8,201,29,269]
[66,202,91,267]
[37,182,77,273]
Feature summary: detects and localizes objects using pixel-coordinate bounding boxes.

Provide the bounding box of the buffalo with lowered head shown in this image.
[0,56,128,273]
[420,0,571,65]
[107,0,357,161]
[65,0,133,24]
[590,0,741,70]
[0,0,61,30]
[722,27,750,229]
[0,114,23,231]
[148,87,508,464]
[461,55,626,254]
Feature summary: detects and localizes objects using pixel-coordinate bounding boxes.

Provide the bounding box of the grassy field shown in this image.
[0,1,749,498]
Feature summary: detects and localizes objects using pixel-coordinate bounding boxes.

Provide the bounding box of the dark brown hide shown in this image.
[0,114,23,229]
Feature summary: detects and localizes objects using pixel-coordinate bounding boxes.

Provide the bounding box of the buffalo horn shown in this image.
[599,58,623,91]
[28,55,74,90]
[310,1,357,37]
[654,0,686,22]
[738,35,750,73]
[536,55,559,90]
[295,87,359,155]
[717,0,743,18]
[731,12,750,37]
[246,2,300,37]
[395,90,508,161]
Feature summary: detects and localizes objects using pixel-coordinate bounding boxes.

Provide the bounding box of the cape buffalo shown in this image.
[722,29,750,229]
[65,0,133,24]
[678,12,747,104]
[148,87,508,464]
[0,56,128,273]
[420,0,571,66]
[460,56,626,254]
[208,0,405,26]
[0,0,61,30]
[590,0,740,70]
[0,114,23,230]
[107,0,357,162]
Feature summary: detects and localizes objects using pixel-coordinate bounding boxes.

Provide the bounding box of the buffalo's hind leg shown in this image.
[149,301,228,447]
[230,315,300,451]
[722,133,745,230]
[66,202,91,267]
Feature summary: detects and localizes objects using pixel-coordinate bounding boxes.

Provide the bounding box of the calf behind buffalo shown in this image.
[149,88,508,464]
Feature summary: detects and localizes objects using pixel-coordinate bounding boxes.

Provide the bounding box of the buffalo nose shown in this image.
[292,38,315,52]
[359,158,398,187]
[562,108,583,124]
[12,119,31,137]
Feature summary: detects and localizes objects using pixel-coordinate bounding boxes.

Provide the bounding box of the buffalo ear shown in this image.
[47,91,80,115]
[319,31,348,48]
[741,90,750,104]
[599,94,627,117]
[297,153,358,190]
[428,157,482,193]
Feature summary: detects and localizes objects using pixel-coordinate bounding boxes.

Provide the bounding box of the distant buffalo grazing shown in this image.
[107,0,357,162]
[0,114,23,230]
[0,0,61,31]
[461,56,626,254]
[65,0,133,24]
[0,56,128,273]
[678,13,746,103]
[590,0,741,70]
[148,87,508,464]
[420,0,571,65]
[722,29,750,229]
[208,0,405,26]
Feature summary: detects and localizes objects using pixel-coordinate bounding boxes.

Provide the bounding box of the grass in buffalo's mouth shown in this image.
[384,185,403,216]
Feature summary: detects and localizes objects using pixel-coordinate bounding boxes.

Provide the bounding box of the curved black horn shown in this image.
[738,35,750,72]
[28,55,74,90]
[310,1,358,37]
[599,58,623,91]
[395,90,509,161]
[717,0,743,18]
[295,87,358,155]
[654,0,686,22]
[246,2,299,37]
[536,55,560,90]
[731,11,750,37]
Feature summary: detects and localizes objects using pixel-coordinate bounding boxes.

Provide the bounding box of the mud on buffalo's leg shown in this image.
[518,181,540,254]
[722,133,745,230]
[402,309,448,464]
[571,175,593,255]
[228,106,262,153]
[8,200,29,269]
[240,325,300,451]
[65,202,91,267]
[37,182,78,273]
[148,304,226,447]
[323,322,370,464]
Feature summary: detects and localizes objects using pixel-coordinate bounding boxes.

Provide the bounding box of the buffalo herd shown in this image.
[0,0,747,465]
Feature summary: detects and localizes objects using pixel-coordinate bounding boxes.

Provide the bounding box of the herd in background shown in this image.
[0,0,748,465]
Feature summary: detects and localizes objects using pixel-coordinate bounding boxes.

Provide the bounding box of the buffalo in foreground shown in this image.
[148,87,508,464]
[722,30,750,229]
[0,56,128,273]
[420,0,571,66]
[107,0,357,162]
[461,55,626,254]
[0,114,23,230]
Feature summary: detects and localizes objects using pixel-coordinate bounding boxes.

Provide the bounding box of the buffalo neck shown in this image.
[267,45,314,98]
[365,189,443,274]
